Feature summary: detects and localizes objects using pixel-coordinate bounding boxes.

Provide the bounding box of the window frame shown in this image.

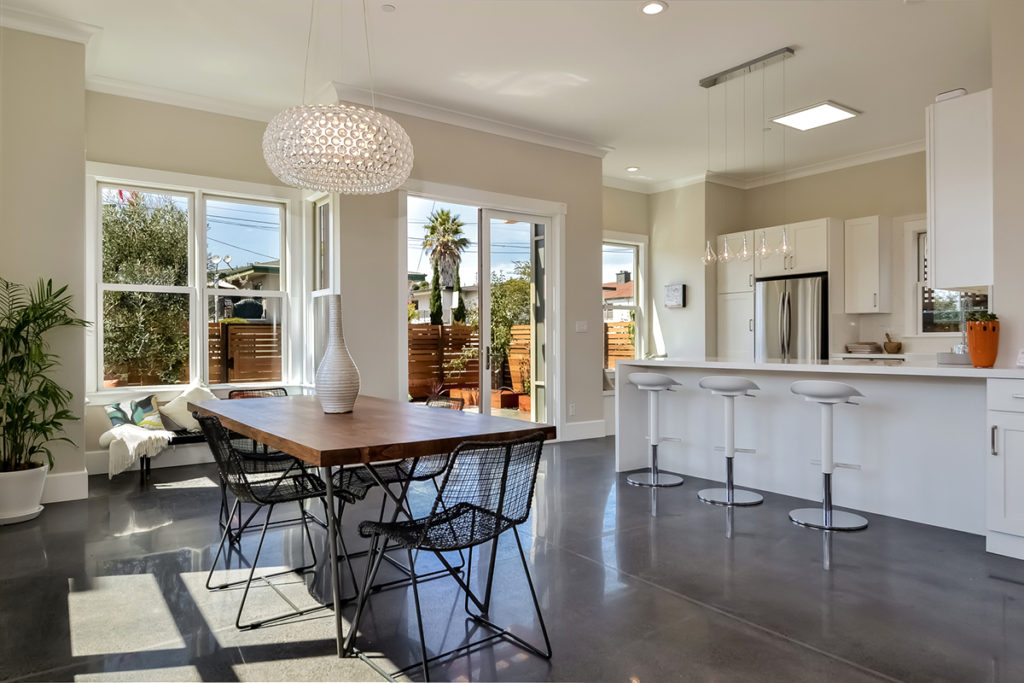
[86,163,304,399]
[602,231,648,367]
[901,216,991,338]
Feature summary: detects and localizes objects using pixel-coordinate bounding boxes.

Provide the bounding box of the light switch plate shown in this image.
[575,321,588,333]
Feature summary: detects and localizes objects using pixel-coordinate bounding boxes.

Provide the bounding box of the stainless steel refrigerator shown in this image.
[754,274,828,362]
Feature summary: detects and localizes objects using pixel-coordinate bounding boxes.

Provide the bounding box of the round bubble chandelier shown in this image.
[263,103,413,195]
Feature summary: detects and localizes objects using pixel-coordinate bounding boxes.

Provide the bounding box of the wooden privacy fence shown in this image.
[508,325,531,394]
[209,322,282,383]
[408,324,480,399]
[604,320,635,369]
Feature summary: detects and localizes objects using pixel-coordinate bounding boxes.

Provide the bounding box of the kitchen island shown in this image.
[615,357,1024,557]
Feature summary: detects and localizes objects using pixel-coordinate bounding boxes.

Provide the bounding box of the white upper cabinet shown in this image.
[754,219,829,278]
[926,89,993,289]
[717,230,754,293]
[844,216,891,313]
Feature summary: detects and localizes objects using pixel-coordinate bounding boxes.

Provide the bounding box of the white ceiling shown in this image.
[5,0,992,192]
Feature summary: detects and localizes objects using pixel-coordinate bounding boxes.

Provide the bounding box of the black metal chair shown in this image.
[346,432,551,681]
[219,388,296,540]
[197,414,365,630]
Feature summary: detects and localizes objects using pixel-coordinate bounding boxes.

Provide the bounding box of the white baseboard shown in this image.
[85,443,214,477]
[987,531,1024,560]
[557,419,606,442]
[41,468,88,503]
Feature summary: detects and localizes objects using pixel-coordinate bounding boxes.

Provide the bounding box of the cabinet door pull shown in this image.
[1011,394,1024,399]
[748,318,753,332]
[873,292,878,308]
[992,425,998,456]
[749,273,754,288]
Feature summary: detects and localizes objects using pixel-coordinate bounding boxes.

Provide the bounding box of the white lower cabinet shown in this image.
[987,380,1024,556]
[717,292,754,361]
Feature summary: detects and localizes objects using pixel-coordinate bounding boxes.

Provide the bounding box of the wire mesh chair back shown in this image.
[196,414,322,506]
[227,387,288,400]
[424,395,464,411]
[427,432,546,549]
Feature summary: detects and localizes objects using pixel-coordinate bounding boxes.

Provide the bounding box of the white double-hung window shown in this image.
[88,165,301,392]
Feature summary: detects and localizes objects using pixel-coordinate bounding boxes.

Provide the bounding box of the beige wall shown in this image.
[602,186,650,236]
[648,182,706,358]
[86,92,279,186]
[704,182,747,353]
[742,153,926,229]
[349,113,606,427]
[0,29,86,474]
[992,0,1024,365]
[85,94,606,430]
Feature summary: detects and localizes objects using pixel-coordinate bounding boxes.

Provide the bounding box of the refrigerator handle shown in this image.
[777,290,787,359]
[783,291,792,359]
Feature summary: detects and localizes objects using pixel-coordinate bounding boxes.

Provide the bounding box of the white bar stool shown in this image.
[697,376,763,506]
[627,372,684,488]
[788,380,868,531]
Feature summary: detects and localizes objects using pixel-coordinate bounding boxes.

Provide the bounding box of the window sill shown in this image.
[87,380,304,405]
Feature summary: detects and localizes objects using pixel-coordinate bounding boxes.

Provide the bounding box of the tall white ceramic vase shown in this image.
[315,294,360,413]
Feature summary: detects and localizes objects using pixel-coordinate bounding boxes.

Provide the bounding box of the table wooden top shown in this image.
[189,394,557,467]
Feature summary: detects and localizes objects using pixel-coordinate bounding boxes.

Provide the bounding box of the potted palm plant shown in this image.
[0,278,87,524]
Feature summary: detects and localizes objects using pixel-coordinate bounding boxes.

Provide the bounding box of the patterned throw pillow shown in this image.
[105,395,166,430]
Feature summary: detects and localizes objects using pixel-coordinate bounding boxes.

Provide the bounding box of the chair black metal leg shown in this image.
[207,498,239,591]
[407,549,431,682]
[343,532,388,655]
[236,503,275,630]
[511,526,552,658]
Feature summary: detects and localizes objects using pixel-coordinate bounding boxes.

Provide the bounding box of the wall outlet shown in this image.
[575,321,588,333]
[569,402,576,417]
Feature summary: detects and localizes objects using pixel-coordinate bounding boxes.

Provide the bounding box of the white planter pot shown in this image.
[0,464,48,525]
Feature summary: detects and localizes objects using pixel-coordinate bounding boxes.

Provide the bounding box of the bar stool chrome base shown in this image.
[627,471,684,488]
[698,488,763,506]
[789,508,868,531]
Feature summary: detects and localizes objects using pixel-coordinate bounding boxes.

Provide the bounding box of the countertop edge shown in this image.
[616,359,1024,379]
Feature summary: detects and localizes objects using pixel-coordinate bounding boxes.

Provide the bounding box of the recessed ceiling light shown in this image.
[772,101,859,131]
[626,166,640,173]
[640,1,667,16]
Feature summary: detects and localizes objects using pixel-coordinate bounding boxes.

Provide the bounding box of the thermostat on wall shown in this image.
[664,283,686,308]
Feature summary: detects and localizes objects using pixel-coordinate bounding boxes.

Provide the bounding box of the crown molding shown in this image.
[614,139,927,194]
[601,176,653,193]
[324,82,611,159]
[741,139,926,189]
[0,6,100,44]
[86,75,280,123]
[647,173,709,195]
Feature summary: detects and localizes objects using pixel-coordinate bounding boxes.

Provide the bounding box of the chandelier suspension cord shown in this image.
[362,0,376,110]
[302,0,316,106]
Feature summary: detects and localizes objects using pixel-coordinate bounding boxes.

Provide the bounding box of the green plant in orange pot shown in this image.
[966,310,999,368]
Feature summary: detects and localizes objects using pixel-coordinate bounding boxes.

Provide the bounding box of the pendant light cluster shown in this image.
[263,0,414,195]
[702,229,790,266]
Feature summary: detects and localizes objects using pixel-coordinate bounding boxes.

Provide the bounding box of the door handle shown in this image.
[992,425,998,456]
[777,292,786,358]
[485,346,491,371]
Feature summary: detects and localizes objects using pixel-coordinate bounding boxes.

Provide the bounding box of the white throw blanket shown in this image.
[101,424,177,479]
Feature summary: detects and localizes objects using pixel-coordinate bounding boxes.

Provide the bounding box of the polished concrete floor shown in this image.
[3,436,1024,682]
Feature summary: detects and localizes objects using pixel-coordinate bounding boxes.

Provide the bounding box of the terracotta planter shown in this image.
[967,320,1000,368]
[0,464,48,525]
[518,394,531,413]
[491,389,517,410]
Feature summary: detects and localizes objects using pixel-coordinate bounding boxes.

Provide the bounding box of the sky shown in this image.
[407,196,532,286]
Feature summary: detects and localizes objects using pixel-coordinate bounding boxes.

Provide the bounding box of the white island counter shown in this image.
[615,357,1024,557]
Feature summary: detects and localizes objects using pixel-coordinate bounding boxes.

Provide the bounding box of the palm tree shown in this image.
[421,208,469,289]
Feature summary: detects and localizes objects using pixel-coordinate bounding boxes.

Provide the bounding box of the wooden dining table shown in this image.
[189,393,556,656]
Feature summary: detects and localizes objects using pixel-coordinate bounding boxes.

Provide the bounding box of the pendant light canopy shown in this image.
[263,103,413,195]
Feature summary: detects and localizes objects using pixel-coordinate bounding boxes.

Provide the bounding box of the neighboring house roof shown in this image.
[602,281,634,300]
